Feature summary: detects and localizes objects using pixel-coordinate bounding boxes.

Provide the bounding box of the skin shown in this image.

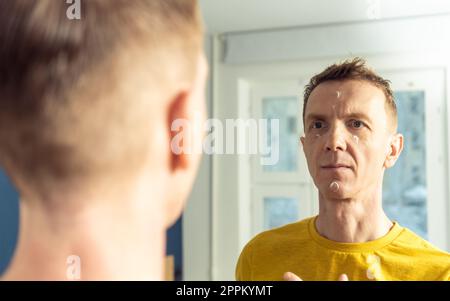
[0,50,208,280]
[286,79,403,281]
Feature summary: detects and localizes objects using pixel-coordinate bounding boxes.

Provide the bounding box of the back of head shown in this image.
[0,0,203,202]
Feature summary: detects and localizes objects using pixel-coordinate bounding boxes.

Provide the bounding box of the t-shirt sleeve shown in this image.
[235,243,253,281]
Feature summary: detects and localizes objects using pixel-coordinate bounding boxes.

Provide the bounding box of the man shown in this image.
[0,0,207,280]
[236,58,450,281]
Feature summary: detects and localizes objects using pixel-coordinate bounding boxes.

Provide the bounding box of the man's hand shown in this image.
[283,272,349,281]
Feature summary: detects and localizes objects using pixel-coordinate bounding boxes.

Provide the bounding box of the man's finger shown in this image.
[338,274,349,281]
[283,272,303,281]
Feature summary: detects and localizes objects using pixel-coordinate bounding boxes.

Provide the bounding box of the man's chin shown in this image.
[317,181,350,199]
[326,191,348,200]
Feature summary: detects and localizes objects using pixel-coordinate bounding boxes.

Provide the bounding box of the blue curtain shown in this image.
[0,170,19,275]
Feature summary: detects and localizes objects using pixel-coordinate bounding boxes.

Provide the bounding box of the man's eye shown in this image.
[312,121,323,129]
[350,120,364,128]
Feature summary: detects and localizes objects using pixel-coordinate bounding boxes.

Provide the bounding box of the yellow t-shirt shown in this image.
[236,216,450,281]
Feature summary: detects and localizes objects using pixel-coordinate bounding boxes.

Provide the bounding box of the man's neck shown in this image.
[1,184,167,280]
[315,188,393,243]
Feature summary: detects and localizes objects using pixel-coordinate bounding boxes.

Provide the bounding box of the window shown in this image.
[383,91,428,238]
[250,80,317,236]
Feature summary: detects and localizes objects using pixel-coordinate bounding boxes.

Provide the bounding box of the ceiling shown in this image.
[200,0,450,34]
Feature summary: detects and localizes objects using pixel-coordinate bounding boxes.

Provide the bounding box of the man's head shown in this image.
[0,0,206,225]
[300,58,403,200]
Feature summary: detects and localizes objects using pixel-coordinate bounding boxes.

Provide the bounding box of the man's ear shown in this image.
[168,90,191,171]
[167,56,207,174]
[167,90,204,172]
[164,55,207,228]
[164,88,203,227]
[384,133,403,169]
[300,135,306,155]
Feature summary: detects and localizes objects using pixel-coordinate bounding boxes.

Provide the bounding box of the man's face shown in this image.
[300,80,398,199]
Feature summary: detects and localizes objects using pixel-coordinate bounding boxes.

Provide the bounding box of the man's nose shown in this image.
[323,126,346,152]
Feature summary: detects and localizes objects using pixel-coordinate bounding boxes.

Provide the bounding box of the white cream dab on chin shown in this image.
[329,181,340,192]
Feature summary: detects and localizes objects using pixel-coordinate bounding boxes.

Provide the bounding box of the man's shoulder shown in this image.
[390,226,450,279]
[244,216,313,251]
[393,225,450,262]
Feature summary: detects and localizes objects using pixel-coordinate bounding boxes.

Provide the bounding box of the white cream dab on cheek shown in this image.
[353,135,359,144]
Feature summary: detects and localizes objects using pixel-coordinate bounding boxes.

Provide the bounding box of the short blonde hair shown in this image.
[0,0,203,197]
[303,58,397,130]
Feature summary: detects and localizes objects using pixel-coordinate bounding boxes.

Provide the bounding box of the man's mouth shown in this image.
[321,164,352,170]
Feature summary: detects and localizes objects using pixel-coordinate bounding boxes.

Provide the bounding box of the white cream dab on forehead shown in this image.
[336,91,341,98]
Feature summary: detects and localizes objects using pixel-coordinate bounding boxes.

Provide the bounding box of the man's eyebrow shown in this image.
[345,112,372,122]
[304,112,373,122]
[304,113,328,123]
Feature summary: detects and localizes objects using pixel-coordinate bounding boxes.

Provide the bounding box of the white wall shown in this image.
[222,14,450,64]
[200,0,450,34]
